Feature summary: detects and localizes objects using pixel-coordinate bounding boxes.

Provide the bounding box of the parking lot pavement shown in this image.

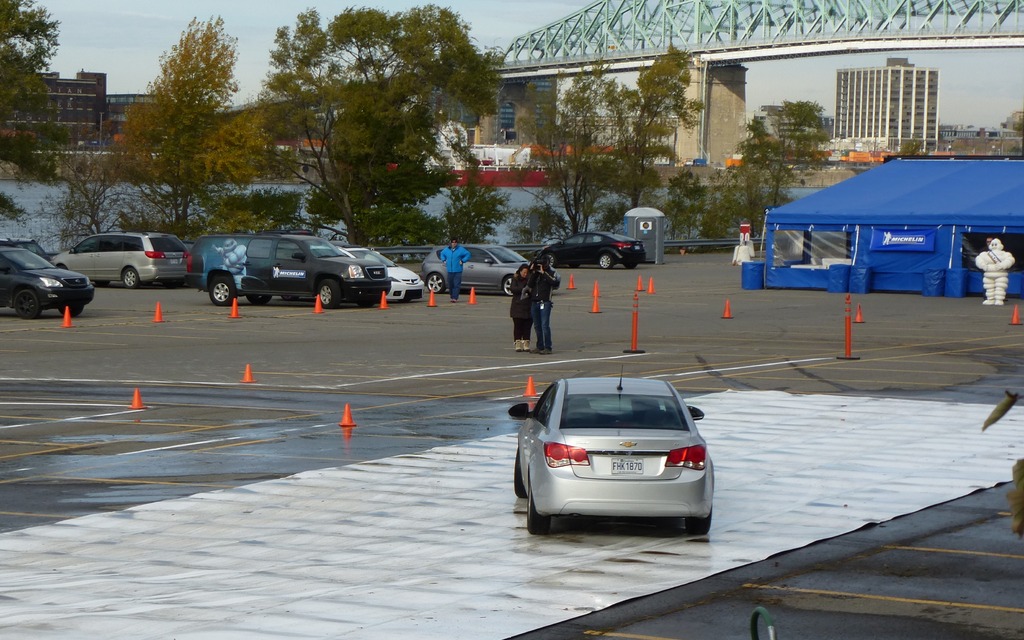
[1,391,1021,639]
[2,253,1024,638]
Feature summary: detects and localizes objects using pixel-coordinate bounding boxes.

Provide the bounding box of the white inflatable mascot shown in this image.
[732,221,756,266]
[975,237,1015,305]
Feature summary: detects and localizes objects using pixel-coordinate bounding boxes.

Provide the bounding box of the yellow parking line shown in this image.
[583,631,679,640]
[744,583,1024,614]
[884,544,1024,561]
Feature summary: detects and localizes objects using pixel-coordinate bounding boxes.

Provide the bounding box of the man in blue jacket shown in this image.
[439,238,471,302]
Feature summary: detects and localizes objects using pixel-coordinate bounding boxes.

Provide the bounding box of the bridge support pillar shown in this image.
[685,62,747,167]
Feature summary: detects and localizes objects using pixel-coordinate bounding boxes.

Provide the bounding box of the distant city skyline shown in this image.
[38,0,1024,128]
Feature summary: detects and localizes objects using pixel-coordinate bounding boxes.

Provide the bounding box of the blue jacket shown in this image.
[440,245,471,273]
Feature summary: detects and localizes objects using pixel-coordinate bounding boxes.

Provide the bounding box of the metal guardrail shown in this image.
[373,238,754,262]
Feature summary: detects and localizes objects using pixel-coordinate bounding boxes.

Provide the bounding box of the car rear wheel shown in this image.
[121,267,141,289]
[597,252,616,269]
[246,295,272,305]
[526,485,551,535]
[318,279,342,309]
[685,509,712,535]
[208,275,236,306]
[513,450,527,499]
[425,272,446,294]
[541,253,557,268]
[13,289,42,319]
[501,274,514,296]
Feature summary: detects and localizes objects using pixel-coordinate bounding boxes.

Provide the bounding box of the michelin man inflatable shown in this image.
[975,238,1015,305]
[731,221,756,266]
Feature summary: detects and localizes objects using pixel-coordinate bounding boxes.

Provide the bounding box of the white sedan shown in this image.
[333,245,423,302]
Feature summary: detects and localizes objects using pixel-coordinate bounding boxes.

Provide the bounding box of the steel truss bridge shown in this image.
[497,0,1024,163]
[503,0,1024,72]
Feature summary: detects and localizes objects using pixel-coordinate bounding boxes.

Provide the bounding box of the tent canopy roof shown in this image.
[767,159,1024,227]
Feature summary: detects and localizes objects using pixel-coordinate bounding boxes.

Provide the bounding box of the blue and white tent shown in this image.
[761,158,1024,296]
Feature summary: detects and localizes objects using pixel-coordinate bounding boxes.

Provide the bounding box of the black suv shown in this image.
[0,237,51,260]
[185,234,390,308]
[0,247,94,319]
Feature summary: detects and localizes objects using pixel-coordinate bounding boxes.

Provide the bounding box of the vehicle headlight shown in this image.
[346,264,365,279]
[39,277,63,288]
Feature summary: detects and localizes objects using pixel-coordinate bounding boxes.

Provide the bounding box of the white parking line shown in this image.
[118,437,243,456]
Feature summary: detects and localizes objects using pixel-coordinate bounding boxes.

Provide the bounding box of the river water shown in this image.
[1,179,820,253]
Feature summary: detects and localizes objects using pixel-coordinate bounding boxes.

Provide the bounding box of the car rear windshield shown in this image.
[560,394,686,430]
[150,236,187,252]
[489,246,528,263]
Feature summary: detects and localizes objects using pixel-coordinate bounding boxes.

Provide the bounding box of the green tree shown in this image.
[44,150,134,246]
[121,18,268,238]
[739,101,829,208]
[0,0,65,217]
[262,6,500,245]
[898,139,924,156]
[441,172,510,243]
[520,68,618,237]
[202,188,304,233]
[604,47,701,209]
[662,170,710,239]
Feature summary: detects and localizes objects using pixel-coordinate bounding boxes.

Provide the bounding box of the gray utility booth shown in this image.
[624,207,666,264]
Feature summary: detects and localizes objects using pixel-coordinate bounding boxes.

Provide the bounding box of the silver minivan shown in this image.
[52,232,188,288]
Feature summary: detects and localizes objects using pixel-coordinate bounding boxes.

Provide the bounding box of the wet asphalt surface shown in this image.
[1,253,1022,639]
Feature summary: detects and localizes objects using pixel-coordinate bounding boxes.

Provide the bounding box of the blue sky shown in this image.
[39,0,1024,128]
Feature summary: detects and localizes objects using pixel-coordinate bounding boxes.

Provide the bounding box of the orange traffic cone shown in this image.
[427,289,437,307]
[241,364,255,383]
[854,303,864,323]
[379,290,389,309]
[646,277,655,294]
[62,306,73,328]
[590,290,601,314]
[567,274,576,290]
[1011,304,1021,326]
[722,299,733,319]
[339,403,357,428]
[130,387,146,410]
[636,274,644,291]
[229,298,240,318]
[468,287,477,305]
[524,376,538,398]
[313,295,324,314]
[152,302,165,323]
[592,281,600,297]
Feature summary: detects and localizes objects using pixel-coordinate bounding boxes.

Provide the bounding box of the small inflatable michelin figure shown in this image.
[731,221,756,266]
[975,237,1015,305]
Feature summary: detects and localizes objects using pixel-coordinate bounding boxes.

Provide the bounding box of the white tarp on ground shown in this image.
[1,391,1021,639]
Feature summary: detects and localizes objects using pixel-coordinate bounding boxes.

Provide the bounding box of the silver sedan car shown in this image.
[509,377,713,536]
[420,244,528,296]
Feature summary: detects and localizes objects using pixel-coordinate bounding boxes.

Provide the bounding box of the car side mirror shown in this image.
[688,406,704,421]
[483,258,494,264]
[508,402,532,419]
[0,266,9,274]
[292,252,306,261]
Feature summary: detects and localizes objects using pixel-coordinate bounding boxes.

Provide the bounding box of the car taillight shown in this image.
[186,251,193,272]
[544,442,590,468]
[666,445,706,470]
[144,250,166,259]
[613,241,632,249]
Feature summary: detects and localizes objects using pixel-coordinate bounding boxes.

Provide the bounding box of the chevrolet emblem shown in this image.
[619,441,638,448]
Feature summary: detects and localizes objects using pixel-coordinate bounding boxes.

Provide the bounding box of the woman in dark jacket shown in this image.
[509,263,533,352]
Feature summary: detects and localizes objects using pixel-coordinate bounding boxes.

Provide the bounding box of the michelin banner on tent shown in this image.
[748,158,1024,297]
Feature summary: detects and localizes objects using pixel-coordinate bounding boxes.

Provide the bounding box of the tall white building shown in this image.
[834,58,939,152]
